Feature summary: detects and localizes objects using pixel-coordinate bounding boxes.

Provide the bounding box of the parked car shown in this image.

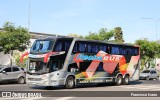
[0,66,26,84]
[139,69,159,80]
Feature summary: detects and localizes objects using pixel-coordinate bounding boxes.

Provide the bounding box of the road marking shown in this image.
[55,97,74,100]
[118,84,160,90]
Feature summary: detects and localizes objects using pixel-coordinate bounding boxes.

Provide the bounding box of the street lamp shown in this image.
[28,0,31,34]
[141,18,160,41]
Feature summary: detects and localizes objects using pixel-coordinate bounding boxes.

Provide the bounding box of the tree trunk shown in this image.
[10,50,13,66]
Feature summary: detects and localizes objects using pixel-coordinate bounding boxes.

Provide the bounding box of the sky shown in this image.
[0,0,160,43]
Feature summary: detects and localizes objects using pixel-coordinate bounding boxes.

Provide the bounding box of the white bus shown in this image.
[21,37,140,89]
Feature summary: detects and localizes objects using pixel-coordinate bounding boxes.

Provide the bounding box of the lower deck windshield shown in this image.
[28,60,49,74]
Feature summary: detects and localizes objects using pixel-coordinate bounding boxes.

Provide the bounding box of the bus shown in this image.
[21,37,140,89]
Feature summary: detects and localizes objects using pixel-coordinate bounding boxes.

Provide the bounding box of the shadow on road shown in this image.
[129,80,143,85]
[0,81,20,85]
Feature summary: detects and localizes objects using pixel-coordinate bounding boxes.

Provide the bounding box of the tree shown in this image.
[135,39,160,69]
[0,22,30,65]
[85,28,114,41]
[67,33,83,38]
[114,27,124,43]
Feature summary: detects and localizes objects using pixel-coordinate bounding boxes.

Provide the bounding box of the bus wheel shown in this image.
[115,75,122,86]
[18,77,25,84]
[122,75,129,85]
[65,76,75,89]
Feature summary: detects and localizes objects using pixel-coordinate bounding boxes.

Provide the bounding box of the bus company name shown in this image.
[76,54,102,61]
[76,54,122,61]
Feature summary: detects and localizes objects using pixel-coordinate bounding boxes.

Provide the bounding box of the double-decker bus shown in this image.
[21,37,140,89]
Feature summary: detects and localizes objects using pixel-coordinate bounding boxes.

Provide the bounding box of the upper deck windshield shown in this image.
[30,40,54,53]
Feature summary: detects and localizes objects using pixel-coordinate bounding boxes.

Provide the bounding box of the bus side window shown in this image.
[79,43,87,53]
[135,48,138,55]
[91,44,99,53]
[122,48,127,55]
[87,44,92,53]
[111,46,120,54]
[100,45,107,52]
[54,42,62,52]
[87,43,99,53]
[64,41,71,51]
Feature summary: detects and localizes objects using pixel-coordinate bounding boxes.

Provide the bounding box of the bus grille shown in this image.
[27,78,42,81]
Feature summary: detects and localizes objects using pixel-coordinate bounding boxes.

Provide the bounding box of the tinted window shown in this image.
[91,44,99,53]
[55,41,62,51]
[73,42,87,53]
[87,43,99,53]
[49,60,63,72]
[79,43,87,52]
[111,47,120,54]
[30,40,54,53]
[13,67,19,72]
[142,70,150,73]
[73,42,100,53]
[110,46,139,55]
[54,40,72,52]
[100,45,107,52]
[4,68,11,72]
[152,71,156,74]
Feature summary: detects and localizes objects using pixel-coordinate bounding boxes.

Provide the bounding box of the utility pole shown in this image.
[28,0,31,34]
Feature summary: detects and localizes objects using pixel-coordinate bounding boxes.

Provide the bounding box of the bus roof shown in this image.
[73,38,139,48]
[35,37,139,48]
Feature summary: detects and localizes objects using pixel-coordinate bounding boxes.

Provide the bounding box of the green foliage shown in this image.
[67,33,83,38]
[114,27,124,43]
[84,27,125,43]
[135,39,160,69]
[15,54,28,68]
[0,22,30,54]
[85,28,114,41]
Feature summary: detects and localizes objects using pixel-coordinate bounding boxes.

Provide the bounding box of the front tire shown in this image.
[18,77,25,84]
[65,76,75,89]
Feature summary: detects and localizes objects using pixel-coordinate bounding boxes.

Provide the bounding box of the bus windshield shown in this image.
[30,40,54,53]
[28,60,49,74]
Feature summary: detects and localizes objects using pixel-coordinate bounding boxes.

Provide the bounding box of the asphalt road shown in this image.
[0,80,160,100]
